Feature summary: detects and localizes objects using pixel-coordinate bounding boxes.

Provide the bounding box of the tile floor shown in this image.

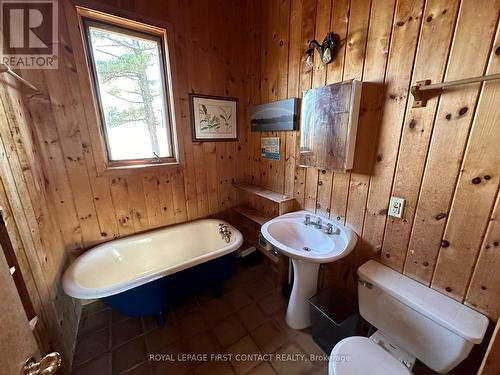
[71,261,329,375]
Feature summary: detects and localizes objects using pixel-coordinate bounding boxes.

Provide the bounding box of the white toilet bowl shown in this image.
[329,336,411,375]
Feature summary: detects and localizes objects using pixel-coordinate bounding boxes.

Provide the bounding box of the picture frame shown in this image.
[251,98,300,132]
[189,94,238,142]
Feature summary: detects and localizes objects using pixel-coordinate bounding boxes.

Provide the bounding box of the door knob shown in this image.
[22,352,61,375]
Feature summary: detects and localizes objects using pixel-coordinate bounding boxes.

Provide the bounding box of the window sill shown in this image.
[97,161,182,176]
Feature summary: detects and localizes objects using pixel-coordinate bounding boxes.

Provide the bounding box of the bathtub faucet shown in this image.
[219,223,232,243]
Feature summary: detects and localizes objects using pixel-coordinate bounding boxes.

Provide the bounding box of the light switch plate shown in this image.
[388,196,405,218]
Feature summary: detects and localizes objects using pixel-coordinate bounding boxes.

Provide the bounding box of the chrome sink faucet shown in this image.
[305,215,312,225]
[304,215,338,235]
[314,217,322,229]
[326,223,334,234]
[304,215,322,229]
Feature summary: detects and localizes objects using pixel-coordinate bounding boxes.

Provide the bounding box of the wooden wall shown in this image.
[17,0,250,256]
[0,74,79,371]
[2,0,497,370]
[2,0,251,369]
[241,0,500,321]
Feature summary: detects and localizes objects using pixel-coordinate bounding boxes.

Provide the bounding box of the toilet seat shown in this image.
[329,337,412,375]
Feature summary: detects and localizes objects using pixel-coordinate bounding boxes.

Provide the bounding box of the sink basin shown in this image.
[261,210,357,262]
[261,210,357,329]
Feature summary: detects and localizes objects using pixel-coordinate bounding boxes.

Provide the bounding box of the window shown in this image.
[79,8,178,170]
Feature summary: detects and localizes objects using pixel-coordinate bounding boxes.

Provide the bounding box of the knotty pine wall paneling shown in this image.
[0,75,79,371]
[242,0,500,321]
[17,0,251,255]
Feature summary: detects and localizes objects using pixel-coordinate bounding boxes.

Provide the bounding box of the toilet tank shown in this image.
[357,260,489,374]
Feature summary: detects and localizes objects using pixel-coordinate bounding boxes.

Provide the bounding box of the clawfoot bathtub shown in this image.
[62,219,243,323]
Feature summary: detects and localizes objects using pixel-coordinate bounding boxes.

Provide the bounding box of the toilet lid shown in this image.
[329,337,411,375]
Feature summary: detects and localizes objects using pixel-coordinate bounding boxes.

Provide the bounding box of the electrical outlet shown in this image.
[388,196,405,218]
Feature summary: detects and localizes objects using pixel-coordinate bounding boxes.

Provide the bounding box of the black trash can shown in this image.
[308,288,361,354]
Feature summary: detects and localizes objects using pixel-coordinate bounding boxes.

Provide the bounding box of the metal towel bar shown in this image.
[0,63,41,93]
[411,73,500,107]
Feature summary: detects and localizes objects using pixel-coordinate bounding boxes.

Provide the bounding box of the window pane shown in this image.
[87,23,172,161]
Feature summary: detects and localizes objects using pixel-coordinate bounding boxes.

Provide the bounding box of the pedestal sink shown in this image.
[261,210,357,329]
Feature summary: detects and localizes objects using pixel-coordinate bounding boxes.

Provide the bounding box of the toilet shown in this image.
[329,260,489,374]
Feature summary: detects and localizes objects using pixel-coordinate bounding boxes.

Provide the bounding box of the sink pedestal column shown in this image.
[286,259,320,329]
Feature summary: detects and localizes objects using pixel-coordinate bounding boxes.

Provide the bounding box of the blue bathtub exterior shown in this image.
[102,253,235,323]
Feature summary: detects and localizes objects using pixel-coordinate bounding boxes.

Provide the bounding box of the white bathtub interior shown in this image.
[63,219,242,299]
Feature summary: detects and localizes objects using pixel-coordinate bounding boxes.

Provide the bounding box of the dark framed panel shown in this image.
[250,97,300,132]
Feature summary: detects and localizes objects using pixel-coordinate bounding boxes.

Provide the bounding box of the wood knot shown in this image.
[426,15,433,22]
[100,232,107,237]
[279,40,284,47]
[435,212,447,220]
[376,154,383,162]
[423,261,429,267]
[484,175,491,180]
[471,177,481,184]
[496,46,500,56]
[396,21,405,27]
[318,180,323,186]
[441,240,450,248]
[445,287,452,293]
[321,169,327,174]
[445,113,452,120]
[458,107,468,116]
[493,241,499,247]
[408,119,417,129]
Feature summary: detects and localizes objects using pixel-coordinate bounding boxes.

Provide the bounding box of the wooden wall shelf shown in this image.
[233,182,294,204]
[232,181,296,286]
[233,205,271,226]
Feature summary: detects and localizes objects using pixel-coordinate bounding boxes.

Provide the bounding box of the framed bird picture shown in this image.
[189,94,238,141]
